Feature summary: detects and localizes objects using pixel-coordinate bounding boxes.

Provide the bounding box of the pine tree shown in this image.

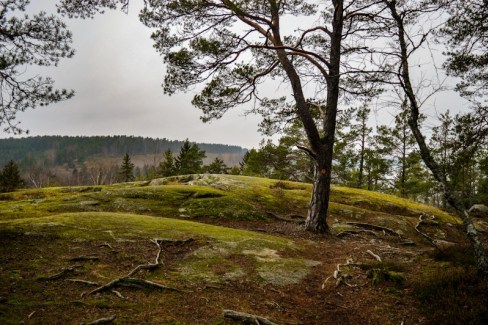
[175,140,206,175]
[241,149,267,177]
[376,102,425,198]
[158,149,176,177]
[348,104,373,188]
[118,153,135,182]
[0,160,24,192]
[206,158,227,174]
[0,1,74,134]
[334,107,360,186]
[431,111,487,208]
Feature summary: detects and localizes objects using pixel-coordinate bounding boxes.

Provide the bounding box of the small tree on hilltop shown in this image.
[206,157,227,174]
[175,140,206,175]
[158,149,176,177]
[0,160,24,192]
[118,153,135,182]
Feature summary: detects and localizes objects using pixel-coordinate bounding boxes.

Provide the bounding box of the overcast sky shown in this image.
[0,2,471,148]
[0,2,264,148]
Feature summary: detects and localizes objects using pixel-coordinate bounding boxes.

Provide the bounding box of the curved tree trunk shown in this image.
[385,0,488,276]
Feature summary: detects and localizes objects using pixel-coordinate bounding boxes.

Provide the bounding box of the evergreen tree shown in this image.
[431,111,487,208]
[118,153,135,182]
[0,160,24,192]
[241,149,268,177]
[206,158,227,174]
[158,149,176,177]
[334,107,360,186]
[441,0,487,101]
[475,155,488,205]
[376,102,426,198]
[362,143,391,192]
[175,140,206,175]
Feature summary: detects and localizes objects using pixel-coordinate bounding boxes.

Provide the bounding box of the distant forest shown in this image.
[0,136,246,167]
[0,136,247,187]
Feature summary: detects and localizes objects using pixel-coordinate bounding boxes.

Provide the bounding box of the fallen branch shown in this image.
[345,222,400,237]
[84,315,116,325]
[223,310,278,325]
[40,265,82,281]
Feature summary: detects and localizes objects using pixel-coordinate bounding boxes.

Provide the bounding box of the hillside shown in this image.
[0,175,487,324]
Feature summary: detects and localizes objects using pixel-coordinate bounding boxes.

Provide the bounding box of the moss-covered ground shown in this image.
[0,174,485,324]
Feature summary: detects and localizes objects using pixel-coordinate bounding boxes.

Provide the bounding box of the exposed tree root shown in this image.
[345,222,401,237]
[324,301,348,309]
[98,243,113,249]
[223,309,278,325]
[66,279,99,286]
[85,238,191,297]
[415,215,437,242]
[415,215,443,252]
[322,258,360,288]
[111,290,127,300]
[40,265,82,281]
[266,211,303,224]
[119,278,181,291]
[69,254,100,262]
[366,250,382,262]
[337,229,378,238]
[83,315,116,325]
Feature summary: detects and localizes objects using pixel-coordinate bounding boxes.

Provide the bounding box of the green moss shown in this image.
[256,257,321,286]
[331,186,458,224]
[0,212,292,245]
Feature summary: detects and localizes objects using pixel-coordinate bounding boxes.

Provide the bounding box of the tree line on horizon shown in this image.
[0,135,246,167]
[0,139,243,191]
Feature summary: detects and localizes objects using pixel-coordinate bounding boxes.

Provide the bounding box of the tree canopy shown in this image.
[0,0,75,134]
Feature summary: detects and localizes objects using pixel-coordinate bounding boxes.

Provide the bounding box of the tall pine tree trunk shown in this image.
[305,149,332,233]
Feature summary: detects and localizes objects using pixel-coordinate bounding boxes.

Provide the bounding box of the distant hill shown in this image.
[0,136,247,187]
[0,135,247,167]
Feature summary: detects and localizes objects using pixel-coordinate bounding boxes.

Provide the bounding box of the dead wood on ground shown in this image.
[83,315,116,325]
[223,309,278,325]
